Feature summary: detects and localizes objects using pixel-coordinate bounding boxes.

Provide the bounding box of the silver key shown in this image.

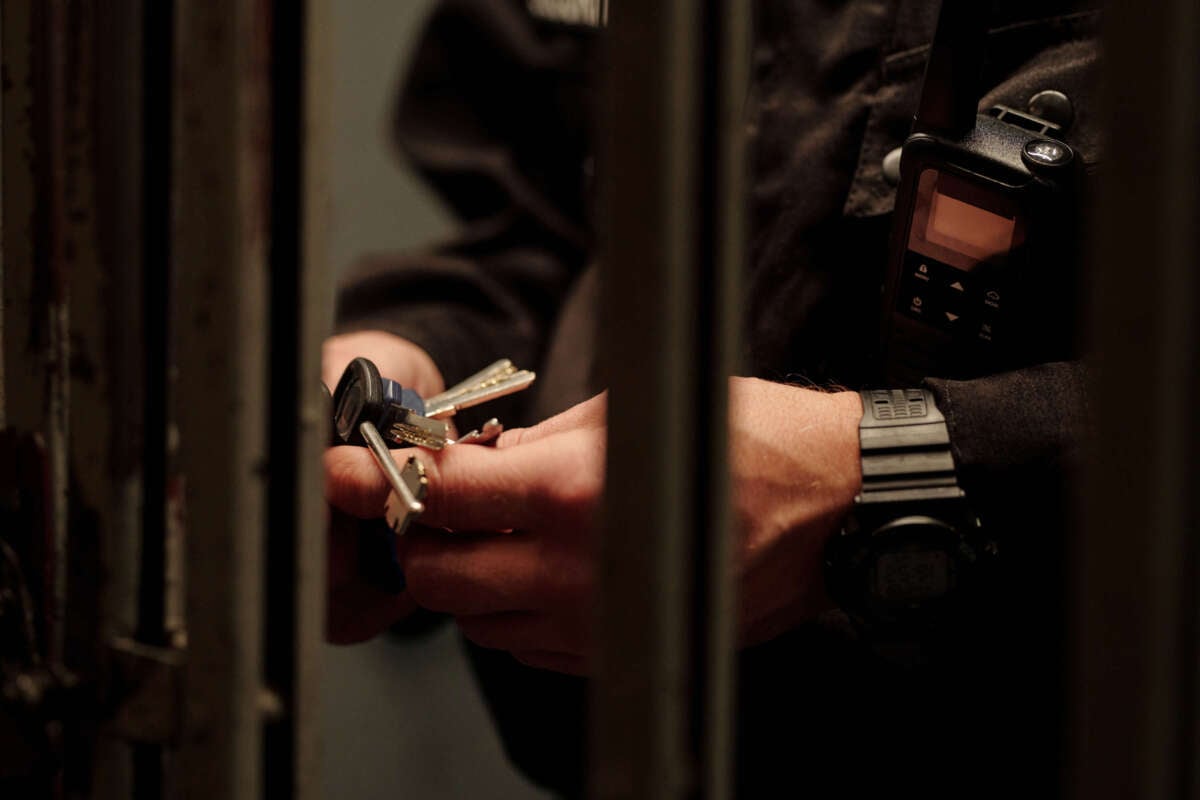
[360,421,427,537]
[383,459,428,537]
[388,408,450,450]
[424,370,536,419]
[425,359,516,409]
[450,418,504,446]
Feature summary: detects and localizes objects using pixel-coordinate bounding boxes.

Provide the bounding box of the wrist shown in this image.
[730,381,867,642]
[825,390,865,503]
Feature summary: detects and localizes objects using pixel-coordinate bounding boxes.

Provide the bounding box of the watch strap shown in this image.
[858,389,960,500]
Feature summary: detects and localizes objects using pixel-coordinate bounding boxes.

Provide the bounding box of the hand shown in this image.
[321,330,444,644]
[322,394,606,660]
[325,508,418,644]
[323,381,862,670]
[322,330,445,398]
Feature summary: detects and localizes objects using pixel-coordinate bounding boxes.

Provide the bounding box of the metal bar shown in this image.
[700,2,747,793]
[172,0,271,796]
[592,0,744,796]
[61,1,149,796]
[293,4,332,796]
[1070,0,1200,797]
[1,1,38,436]
[132,1,173,795]
[138,0,174,652]
[0,0,6,431]
[263,0,330,793]
[33,0,72,676]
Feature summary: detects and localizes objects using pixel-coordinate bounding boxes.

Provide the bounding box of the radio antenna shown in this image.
[913,0,989,138]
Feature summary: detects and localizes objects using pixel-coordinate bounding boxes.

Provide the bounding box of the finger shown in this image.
[510,650,589,676]
[455,612,586,656]
[326,512,416,644]
[324,446,392,519]
[495,391,608,448]
[325,428,603,529]
[418,431,603,532]
[402,530,547,615]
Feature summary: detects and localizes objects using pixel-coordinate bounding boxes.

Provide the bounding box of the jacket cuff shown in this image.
[923,361,1091,498]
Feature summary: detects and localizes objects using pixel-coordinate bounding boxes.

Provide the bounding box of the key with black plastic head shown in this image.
[332,356,450,450]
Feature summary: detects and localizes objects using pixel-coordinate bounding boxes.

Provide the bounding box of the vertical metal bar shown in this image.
[91,1,149,795]
[294,0,332,795]
[1070,0,1200,797]
[1,3,36,437]
[5,2,146,795]
[172,0,271,796]
[138,0,173,652]
[132,0,173,795]
[264,0,329,796]
[592,0,745,796]
[56,1,138,795]
[700,3,747,794]
[34,0,72,674]
[264,0,302,792]
[0,3,5,430]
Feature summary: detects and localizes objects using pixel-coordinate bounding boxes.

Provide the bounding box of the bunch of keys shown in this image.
[330,356,536,593]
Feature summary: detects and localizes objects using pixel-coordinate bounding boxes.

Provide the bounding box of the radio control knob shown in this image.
[1022,138,1074,171]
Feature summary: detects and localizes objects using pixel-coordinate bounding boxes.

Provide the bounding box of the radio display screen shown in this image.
[926,191,1016,263]
[909,169,1024,271]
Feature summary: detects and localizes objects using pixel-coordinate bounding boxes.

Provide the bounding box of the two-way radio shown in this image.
[882,1,1084,384]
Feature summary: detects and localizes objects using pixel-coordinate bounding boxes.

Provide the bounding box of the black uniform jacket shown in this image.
[336,1,1101,795]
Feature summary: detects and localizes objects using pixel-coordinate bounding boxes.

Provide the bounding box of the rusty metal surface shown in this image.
[172,0,272,796]
[109,637,185,746]
[2,0,72,679]
[2,1,149,795]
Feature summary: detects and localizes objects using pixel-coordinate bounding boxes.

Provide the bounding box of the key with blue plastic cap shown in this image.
[332,356,450,450]
[332,356,535,449]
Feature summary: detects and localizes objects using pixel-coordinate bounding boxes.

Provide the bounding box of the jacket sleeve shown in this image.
[333,0,596,388]
[925,361,1091,538]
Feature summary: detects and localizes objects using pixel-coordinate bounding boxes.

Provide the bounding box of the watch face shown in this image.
[825,511,994,632]
[873,549,952,604]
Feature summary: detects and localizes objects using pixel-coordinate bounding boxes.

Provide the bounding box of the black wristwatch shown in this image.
[823,389,997,640]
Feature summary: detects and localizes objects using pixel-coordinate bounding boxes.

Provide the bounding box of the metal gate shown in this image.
[0,0,1195,798]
